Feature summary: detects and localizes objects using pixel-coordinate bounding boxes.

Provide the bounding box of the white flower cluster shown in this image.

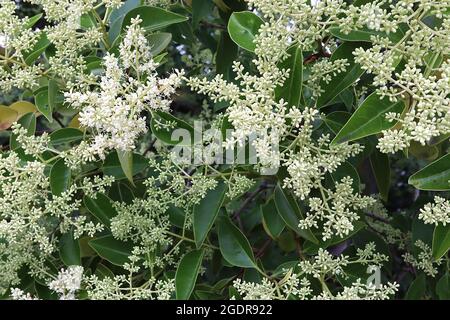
[48,266,84,300]
[299,177,376,241]
[0,127,113,292]
[234,243,397,300]
[65,17,183,160]
[403,240,443,277]
[0,0,42,91]
[419,196,450,226]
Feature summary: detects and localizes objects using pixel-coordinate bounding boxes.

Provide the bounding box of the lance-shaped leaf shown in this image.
[117,150,135,185]
[50,159,71,196]
[217,215,256,268]
[261,199,285,239]
[317,42,369,107]
[175,249,205,299]
[89,235,134,266]
[408,154,450,191]
[121,6,188,33]
[275,45,303,109]
[84,193,118,228]
[432,224,450,261]
[370,149,390,201]
[274,185,318,244]
[227,11,263,52]
[59,230,81,266]
[332,92,405,145]
[193,181,227,248]
[50,128,83,146]
[35,90,53,122]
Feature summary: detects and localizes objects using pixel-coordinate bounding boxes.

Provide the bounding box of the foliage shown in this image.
[0,0,449,300]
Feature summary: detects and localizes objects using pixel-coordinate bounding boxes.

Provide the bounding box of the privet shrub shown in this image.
[0,0,449,300]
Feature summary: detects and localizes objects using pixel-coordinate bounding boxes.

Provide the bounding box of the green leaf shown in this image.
[175,249,205,299]
[48,79,58,112]
[84,193,118,228]
[150,111,195,145]
[121,6,188,33]
[332,92,405,145]
[324,111,351,134]
[330,27,404,43]
[317,42,369,107]
[24,13,43,29]
[275,45,303,109]
[23,32,50,65]
[88,235,134,266]
[432,224,450,260]
[35,90,53,122]
[102,151,148,180]
[108,0,142,43]
[50,159,71,196]
[227,11,263,52]
[217,215,256,268]
[50,128,83,146]
[330,161,360,192]
[10,112,36,150]
[408,154,450,191]
[261,199,285,239]
[274,185,319,244]
[216,31,238,80]
[59,230,81,266]
[192,0,215,28]
[148,32,172,56]
[436,273,450,300]
[117,150,135,185]
[193,181,227,248]
[370,149,390,201]
[405,274,427,300]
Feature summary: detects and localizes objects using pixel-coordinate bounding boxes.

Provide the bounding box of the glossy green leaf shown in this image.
[330,161,360,192]
[10,112,36,150]
[50,159,71,196]
[148,32,172,56]
[261,199,285,239]
[436,273,450,300]
[102,151,148,180]
[89,235,134,266]
[193,181,227,248]
[35,90,52,122]
[432,224,450,260]
[317,42,369,107]
[117,150,135,185]
[332,92,405,145]
[217,215,256,268]
[59,230,81,266]
[84,193,118,228]
[405,273,427,300]
[50,128,83,146]
[23,32,50,65]
[24,13,43,29]
[175,249,205,299]
[370,149,390,201]
[192,0,215,27]
[275,45,303,109]
[121,6,188,33]
[48,79,58,112]
[324,111,351,134]
[227,11,263,52]
[216,31,238,80]
[408,154,450,191]
[330,27,404,43]
[274,185,319,244]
